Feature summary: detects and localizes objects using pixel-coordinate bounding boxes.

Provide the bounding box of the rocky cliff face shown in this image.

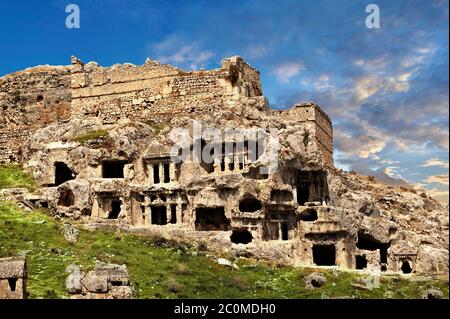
[1,56,448,277]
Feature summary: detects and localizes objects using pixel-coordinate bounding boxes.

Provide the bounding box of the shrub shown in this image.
[164,278,183,293]
[174,263,191,275]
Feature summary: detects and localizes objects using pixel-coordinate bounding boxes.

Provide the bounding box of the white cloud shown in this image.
[420,158,449,168]
[272,62,303,83]
[334,128,386,159]
[426,187,449,203]
[300,74,334,91]
[424,175,449,185]
[352,74,411,101]
[151,35,214,70]
[246,45,269,59]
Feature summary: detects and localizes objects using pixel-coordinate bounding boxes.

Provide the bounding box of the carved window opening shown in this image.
[195,207,230,231]
[299,208,318,221]
[102,160,127,178]
[281,222,289,241]
[151,206,167,225]
[153,164,160,184]
[239,197,262,212]
[7,278,17,291]
[170,204,177,224]
[149,160,174,184]
[54,162,75,186]
[295,170,329,205]
[313,244,336,266]
[163,163,170,183]
[230,229,252,244]
[356,232,390,265]
[58,188,75,207]
[108,200,121,219]
[270,190,293,202]
[355,255,368,269]
[401,260,412,274]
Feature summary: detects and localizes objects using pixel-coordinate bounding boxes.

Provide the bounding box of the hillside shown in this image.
[0,199,448,299]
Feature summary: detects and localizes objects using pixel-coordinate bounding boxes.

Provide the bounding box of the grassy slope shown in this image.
[70,129,109,144]
[0,201,448,299]
[0,164,36,190]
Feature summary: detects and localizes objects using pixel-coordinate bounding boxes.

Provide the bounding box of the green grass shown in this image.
[70,129,109,144]
[0,164,37,190]
[0,201,448,299]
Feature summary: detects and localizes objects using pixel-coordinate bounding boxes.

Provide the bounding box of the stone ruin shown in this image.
[0,56,448,277]
[66,263,132,299]
[0,257,27,299]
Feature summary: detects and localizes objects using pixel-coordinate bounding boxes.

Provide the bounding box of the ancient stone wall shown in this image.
[70,56,262,124]
[0,66,71,162]
[0,56,331,165]
[273,102,333,165]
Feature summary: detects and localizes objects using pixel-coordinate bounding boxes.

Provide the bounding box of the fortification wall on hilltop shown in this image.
[70,56,262,124]
[0,66,71,162]
[273,102,334,165]
[0,56,333,165]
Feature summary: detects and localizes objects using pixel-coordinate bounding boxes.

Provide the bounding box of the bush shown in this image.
[229,275,251,291]
[174,263,191,275]
[71,129,109,144]
[164,278,183,293]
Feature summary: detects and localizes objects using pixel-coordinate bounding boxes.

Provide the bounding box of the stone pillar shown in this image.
[159,163,164,184]
[224,157,231,172]
[150,165,156,184]
[169,162,176,182]
[292,186,297,205]
[147,206,153,226]
[166,204,171,224]
[91,197,100,219]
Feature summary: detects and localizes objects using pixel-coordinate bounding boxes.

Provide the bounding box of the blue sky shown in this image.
[0,0,448,201]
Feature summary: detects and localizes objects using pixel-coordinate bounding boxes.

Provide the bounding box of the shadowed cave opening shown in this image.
[239,197,262,212]
[230,229,253,244]
[355,255,368,269]
[151,206,167,225]
[108,200,122,219]
[313,244,336,266]
[295,170,329,205]
[195,207,230,231]
[270,190,293,202]
[170,204,177,224]
[281,222,289,240]
[7,278,17,292]
[54,162,75,186]
[299,208,318,221]
[163,163,171,183]
[102,160,127,178]
[356,232,390,265]
[401,261,412,274]
[58,188,75,207]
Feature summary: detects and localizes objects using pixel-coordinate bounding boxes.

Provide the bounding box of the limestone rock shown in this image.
[66,263,132,299]
[217,258,239,270]
[62,223,80,243]
[304,272,327,289]
[421,288,444,299]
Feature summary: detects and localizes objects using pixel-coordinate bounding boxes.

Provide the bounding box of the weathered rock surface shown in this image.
[304,272,327,288]
[65,263,132,299]
[0,257,27,299]
[421,288,444,299]
[1,55,448,278]
[62,223,79,243]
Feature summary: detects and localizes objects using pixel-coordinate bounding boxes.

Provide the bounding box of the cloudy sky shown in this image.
[1,0,448,201]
